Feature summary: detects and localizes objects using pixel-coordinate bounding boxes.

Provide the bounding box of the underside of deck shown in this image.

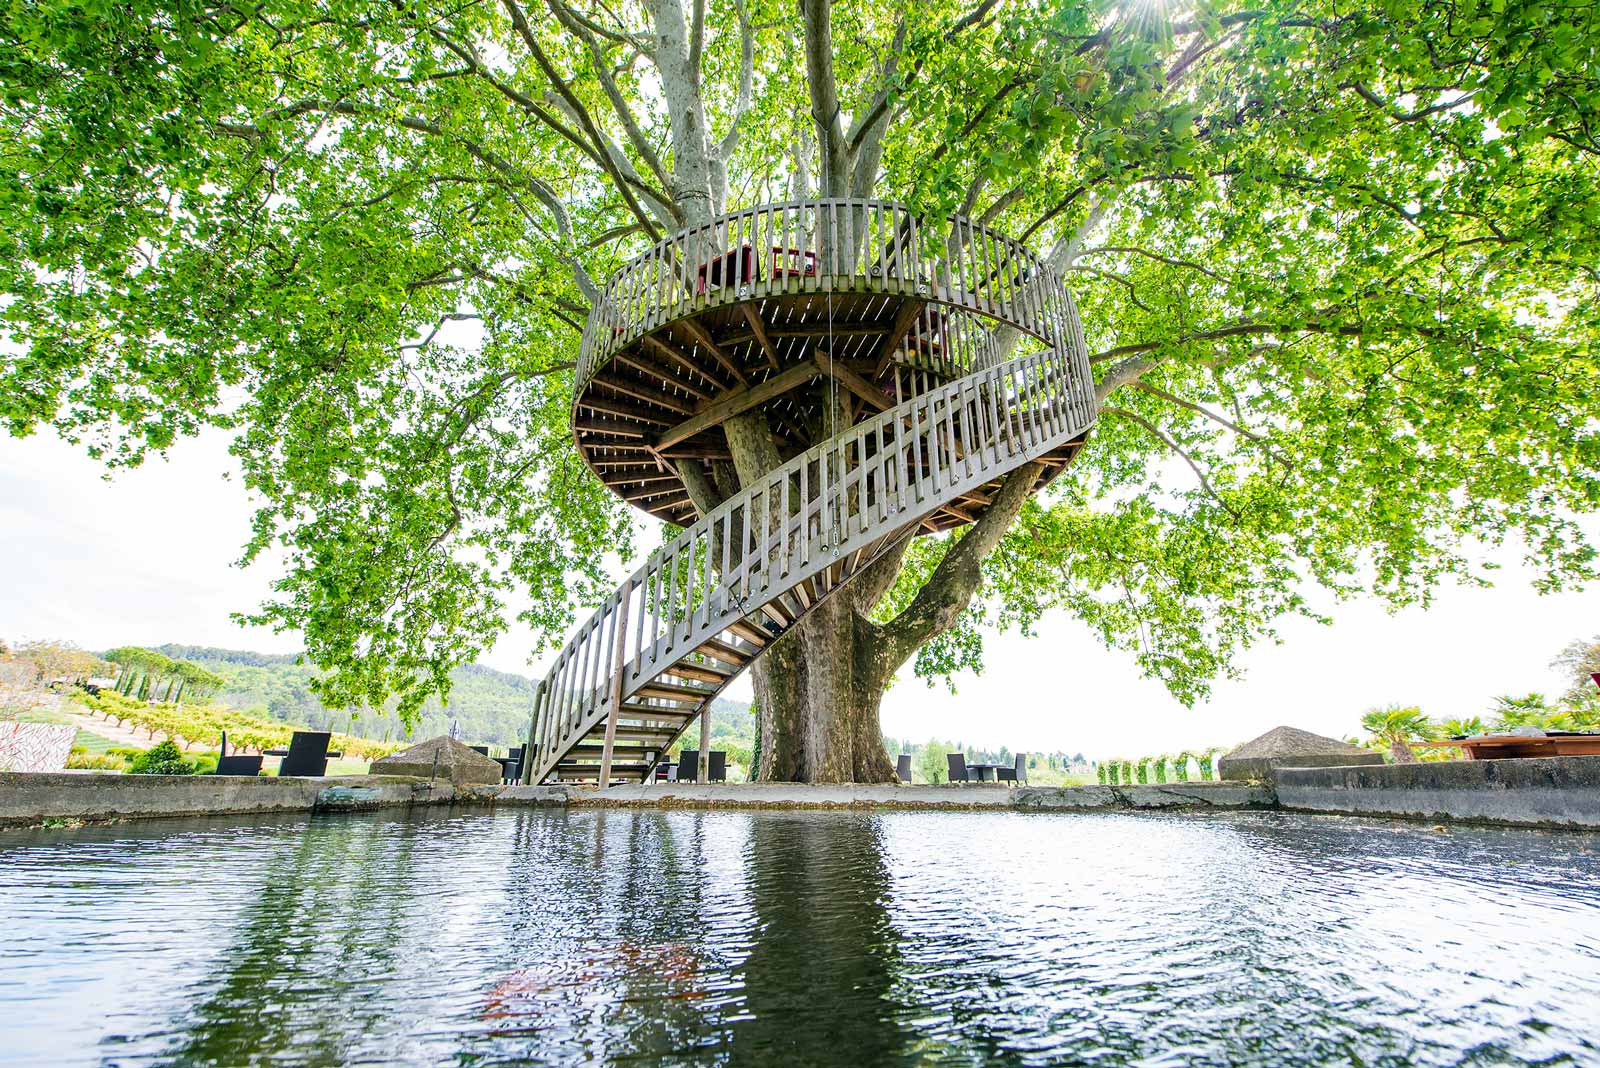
[573,289,1075,533]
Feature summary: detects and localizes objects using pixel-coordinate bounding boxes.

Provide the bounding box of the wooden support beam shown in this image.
[657,446,733,460]
[597,580,633,789]
[614,352,712,402]
[813,350,890,412]
[873,300,928,377]
[591,373,695,415]
[642,334,730,391]
[678,318,749,386]
[605,471,680,486]
[698,703,712,783]
[653,362,818,451]
[575,418,650,438]
[622,483,686,503]
[577,396,672,426]
[739,303,781,371]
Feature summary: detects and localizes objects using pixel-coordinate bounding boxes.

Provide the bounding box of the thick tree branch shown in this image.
[874,460,1045,671]
[500,0,665,237]
[547,0,672,192]
[845,14,908,198]
[1095,354,1164,403]
[801,0,849,196]
[715,0,755,159]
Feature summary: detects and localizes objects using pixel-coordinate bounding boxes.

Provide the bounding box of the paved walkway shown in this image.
[65,706,170,750]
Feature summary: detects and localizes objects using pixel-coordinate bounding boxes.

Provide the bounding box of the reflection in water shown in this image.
[732,813,905,1066]
[1,810,1597,1067]
[159,815,425,1067]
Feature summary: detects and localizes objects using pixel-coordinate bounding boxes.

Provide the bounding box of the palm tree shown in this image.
[1439,716,1485,739]
[1360,705,1437,764]
[1491,693,1556,731]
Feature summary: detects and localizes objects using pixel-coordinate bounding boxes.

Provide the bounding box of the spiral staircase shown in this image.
[521,200,1097,785]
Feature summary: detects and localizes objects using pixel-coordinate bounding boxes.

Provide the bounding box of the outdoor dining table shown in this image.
[966,763,1005,782]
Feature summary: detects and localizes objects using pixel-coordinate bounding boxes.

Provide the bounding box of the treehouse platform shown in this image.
[573,199,1089,531]
[528,198,1099,786]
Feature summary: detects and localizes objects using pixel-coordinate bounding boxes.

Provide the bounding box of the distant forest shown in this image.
[151,643,755,747]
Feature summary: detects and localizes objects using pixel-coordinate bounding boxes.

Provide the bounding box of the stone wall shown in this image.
[0,773,446,828]
[1274,756,1600,829]
[5,761,1598,829]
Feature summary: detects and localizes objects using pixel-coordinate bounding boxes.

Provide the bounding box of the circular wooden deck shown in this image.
[573,199,1082,530]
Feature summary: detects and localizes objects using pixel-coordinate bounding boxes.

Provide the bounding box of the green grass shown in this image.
[71,729,121,754]
[1021,767,1098,787]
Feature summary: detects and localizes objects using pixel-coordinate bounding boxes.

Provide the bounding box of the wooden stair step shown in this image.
[609,727,682,742]
[665,662,731,685]
[696,637,753,665]
[725,620,768,647]
[634,680,716,700]
[620,700,698,715]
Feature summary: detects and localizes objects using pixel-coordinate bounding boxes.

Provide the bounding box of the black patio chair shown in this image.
[214,754,263,776]
[501,746,523,784]
[947,752,971,783]
[997,753,1028,784]
[896,754,912,782]
[708,750,727,783]
[678,749,699,783]
[277,731,334,777]
[469,745,490,756]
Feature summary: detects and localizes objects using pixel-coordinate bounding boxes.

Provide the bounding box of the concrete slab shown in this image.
[7,762,1597,830]
[571,782,1020,809]
[1016,781,1275,810]
[462,781,1269,812]
[0,773,447,828]
[1275,756,1600,829]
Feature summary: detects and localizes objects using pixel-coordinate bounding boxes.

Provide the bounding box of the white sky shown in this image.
[2,428,1594,758]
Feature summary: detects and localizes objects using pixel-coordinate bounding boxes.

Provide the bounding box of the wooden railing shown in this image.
[528,290,1095,785]
[575,198,1075,392]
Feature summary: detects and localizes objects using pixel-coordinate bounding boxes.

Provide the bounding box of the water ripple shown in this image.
[0,809,1597,1066]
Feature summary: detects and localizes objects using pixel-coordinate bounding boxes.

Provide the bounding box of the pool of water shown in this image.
[1,809,1597,1067]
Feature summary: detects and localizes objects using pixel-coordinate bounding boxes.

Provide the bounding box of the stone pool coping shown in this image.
[4,756,1598,830]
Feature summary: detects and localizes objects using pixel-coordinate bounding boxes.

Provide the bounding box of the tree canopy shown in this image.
[2,0,1596,720]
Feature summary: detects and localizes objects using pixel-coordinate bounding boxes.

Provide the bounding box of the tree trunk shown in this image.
[1390,737,1418,764]
[750,589,896,783]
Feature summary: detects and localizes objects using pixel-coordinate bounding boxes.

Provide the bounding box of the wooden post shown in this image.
[598,581,633,789]
[519,680,544,785]
[698,704,712,783]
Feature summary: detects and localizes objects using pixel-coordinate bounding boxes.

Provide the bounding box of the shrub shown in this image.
[1152,755,1168,784]
[1097,763,1108,784]
[1172,752,1191,782]
[1197,748,1219,780]
[129,741,194,775]
[1134,757,1150,784]
[65,753,126,771]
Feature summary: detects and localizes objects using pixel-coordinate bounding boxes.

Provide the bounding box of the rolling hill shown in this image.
[150,644,753,749]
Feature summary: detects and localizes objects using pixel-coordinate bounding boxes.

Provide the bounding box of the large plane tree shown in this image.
[2,0,1596,780]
